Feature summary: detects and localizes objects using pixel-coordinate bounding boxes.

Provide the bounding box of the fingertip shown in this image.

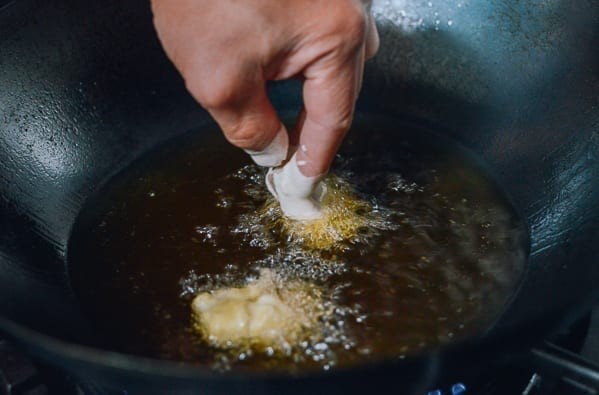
[244,124,290,167]
[295,117,348,177]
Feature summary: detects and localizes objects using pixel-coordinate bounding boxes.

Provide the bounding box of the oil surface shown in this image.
[68,115,527,372]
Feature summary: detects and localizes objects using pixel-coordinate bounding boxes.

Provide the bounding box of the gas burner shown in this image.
[426,383,467,395]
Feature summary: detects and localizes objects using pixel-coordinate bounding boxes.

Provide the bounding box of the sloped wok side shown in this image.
[0,0,597,393]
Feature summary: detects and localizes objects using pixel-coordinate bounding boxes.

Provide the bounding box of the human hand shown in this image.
[151,0,379,218]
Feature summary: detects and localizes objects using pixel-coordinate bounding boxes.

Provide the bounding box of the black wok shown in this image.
[0,0,598,393]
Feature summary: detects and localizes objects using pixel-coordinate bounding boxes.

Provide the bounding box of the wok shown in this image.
[0,0,598,393]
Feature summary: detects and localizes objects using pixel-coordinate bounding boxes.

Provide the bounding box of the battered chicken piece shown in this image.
[262,175,373,250]
[192,269,323,349]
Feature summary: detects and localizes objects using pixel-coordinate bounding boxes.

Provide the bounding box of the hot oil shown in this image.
[68,116,528,372]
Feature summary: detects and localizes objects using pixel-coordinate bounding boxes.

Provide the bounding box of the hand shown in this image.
[151,0,379,178]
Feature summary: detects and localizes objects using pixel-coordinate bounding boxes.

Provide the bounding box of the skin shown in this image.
[151,0,379,177]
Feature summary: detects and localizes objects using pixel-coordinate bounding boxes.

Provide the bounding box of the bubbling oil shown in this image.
[68,116,528,373]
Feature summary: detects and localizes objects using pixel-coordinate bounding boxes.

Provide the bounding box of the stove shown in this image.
[2,309,599,395]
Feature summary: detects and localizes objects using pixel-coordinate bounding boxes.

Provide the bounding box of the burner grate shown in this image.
[0,340,46,395]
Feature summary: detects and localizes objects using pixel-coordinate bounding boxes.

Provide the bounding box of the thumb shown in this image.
[201,81,289,168]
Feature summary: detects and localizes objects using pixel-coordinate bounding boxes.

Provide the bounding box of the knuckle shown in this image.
[181,60,242,110]
[337,6,368,47]
[186,77,237,110]
[335,113,354,131]
[224,118,262,149]
[312,110,354,133]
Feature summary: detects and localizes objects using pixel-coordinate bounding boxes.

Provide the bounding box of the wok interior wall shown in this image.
[0,0,597,346]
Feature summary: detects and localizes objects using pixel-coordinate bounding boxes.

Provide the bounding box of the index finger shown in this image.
[295,49,364,177]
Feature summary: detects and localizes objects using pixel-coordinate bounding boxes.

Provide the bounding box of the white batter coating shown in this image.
[265,153,326,220]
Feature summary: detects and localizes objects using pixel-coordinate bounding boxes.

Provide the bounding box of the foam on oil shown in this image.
[68,116,527,373]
